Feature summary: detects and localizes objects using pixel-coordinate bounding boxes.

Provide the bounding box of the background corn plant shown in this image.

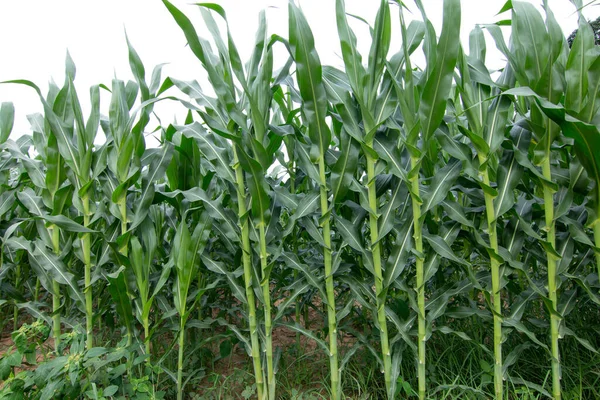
[1,0,600,399]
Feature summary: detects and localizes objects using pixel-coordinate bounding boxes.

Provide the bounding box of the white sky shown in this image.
[0,0,597,138]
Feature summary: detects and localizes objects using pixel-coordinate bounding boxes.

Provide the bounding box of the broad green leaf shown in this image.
[419,0,461,141]
[331,130,359,203]
[106,266,134,340]
[17,188,45,216]
[162,0,236,112]
[378,180,409,239]
[423,232,469,267]
[494,124,529,219]
[179,122,236,184]
[44,215,95,234]
[366,0,391,110]
[484,95,512,155]
[202,255,246,305]
[236,145,271,225]
[173,219,192,315]
[0,102,15,144]
[334,214,364,252]
[274,279,311,322]
[290,191,320,222]
[511,1,550,88]
[0,190,15,217]
[441,200,474,227]
[422,158,461,213]
[565,16,595,113]
[33,240,85,307]
[373,134,407,180]
[280,252,326,301]
[130,144,173,231]
[383,218,413,288]
[288,1,331,156]
[335,0,366,103]
[178,187,240,243]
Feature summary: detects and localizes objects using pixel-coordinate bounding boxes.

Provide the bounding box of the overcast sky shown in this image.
[0,0,597,138]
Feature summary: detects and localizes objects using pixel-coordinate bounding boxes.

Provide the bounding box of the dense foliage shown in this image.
[1,0,600,399]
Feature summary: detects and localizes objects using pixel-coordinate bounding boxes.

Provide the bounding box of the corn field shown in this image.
[1,0,600,399]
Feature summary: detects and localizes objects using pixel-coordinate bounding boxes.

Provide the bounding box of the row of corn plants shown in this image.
[1,0,600,399]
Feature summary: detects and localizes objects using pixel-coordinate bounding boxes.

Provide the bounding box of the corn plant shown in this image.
[162,1,280,397]
[4,55,103,350]
[285,3,362,398]
[2,1,600,399]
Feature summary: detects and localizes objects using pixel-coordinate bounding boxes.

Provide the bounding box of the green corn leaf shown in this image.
[335,99,364,143]
[331,130,359,203]
[125,33,149,102]
[280,252,326,301]
[323,66,352,105]
[12,152,46,189]
[274,279,311,322]
[173,220,192,315]
[503,318,548,349]
[130,144,173,231]
[419,0,461,141]
[565,16,595,113]
[441,200,474,228]
[427,279,472,322]
[278,322,330,354]
[548,113,600,188]
[4,80,83,187]
[130,236,148,303]
[273,186,300,211]
[435,129,473,163]
[423,231,469,267]
[334,214,364,252]
[383,218,413,288]
[177,188,240,243]
[202,255,246,305]
[422,158,461,213]
[484,96,512,156]
[506,87,600,188]
[106,266,134,340]
[581,56,600,123]
[0,102,14,144]
[560,325,598,353]
[373,134,408,180]
[17,188,45,216]
[45,133,64,197]
[162,0,237,115]
[288,1,331,157]
[44,215,95,234]
[502,343,534,376]
[290,191,320,223]
[335,0,366,103]
[511,1,550,88]
[366,0,391,110]
[33,240,85,307]
[0,190,16,217]
[300,218,327,248]
[378,180,409,240]
[236,145,271,226]
[493,124,529,219]
[179,122,236,184]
